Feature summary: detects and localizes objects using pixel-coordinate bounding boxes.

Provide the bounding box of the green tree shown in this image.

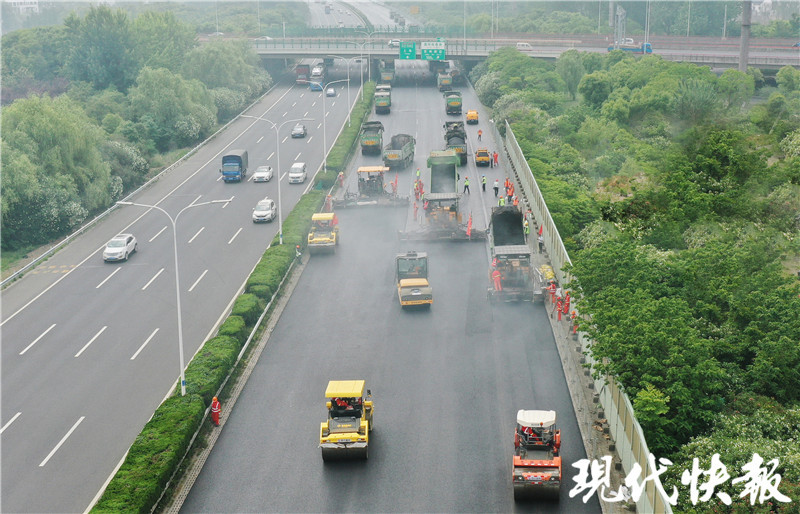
[180,40,271,95]
[776,65,800,94]
[65,5,138,91]
[578,70,612,109]
[672,78,719,124]
[555,49,585,100]
[716,69,755,109]
[132,11,196,71]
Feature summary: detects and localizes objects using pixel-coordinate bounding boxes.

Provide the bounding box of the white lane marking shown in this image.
[20,324,57,355]
[1,412,22,434]
[280,172,287,181]
[304,111,309,117]
[142,268,164,290]
[307,136,313,143]
[248,174,254,182]
[292,102,297,107]
[267,151,274,160]
[311,101,317,108]
[282,136,288,144]
[330,101,336,107]
[190,195,202,206]
[216,175,222,181]
[1,83,297,328]
[325,111,330,118]
[149,226,167,242]
[317,123,322,130]
[188,270,208,292]
[39,416,85,467]
[222,196,233,208]
[131,328,159,360]
[187,227,204,244]
[228,228,242,245]
[282,111,287,118]
[75,326,107,358]
[96,268,121,289]
[256,136,264,143]
[295,152,302,160]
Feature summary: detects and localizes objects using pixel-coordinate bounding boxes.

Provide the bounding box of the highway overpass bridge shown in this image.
[250,35,800,70]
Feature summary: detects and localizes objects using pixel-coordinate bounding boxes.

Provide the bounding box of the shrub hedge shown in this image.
[92,77,362,514]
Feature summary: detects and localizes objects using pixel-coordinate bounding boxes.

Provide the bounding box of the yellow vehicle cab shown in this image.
[466,109,479,124]
[308,212,339,254]
[319,380,373,460]
[475,148,491,166]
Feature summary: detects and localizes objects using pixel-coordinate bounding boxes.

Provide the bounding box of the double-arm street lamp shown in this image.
[241,115,312,245]
[354,29,380,80]
[320,78,351,175]
[117,198,232,396]
[327,54,357,126]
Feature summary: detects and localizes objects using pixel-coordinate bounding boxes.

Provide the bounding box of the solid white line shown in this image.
[187,227,204,244]
[256,136,264,143]
[130,328,159,360]
[267,151,274,160]
[142,268,164,290]
[188,270,208,292]
[39,416,85,467]
[0,412,21,434]
[228,228,242,245]
[96,268,121,289]
[20,323,57,355]
[149,226,167,242]
[295,152,302,160]
[75,326,107,358]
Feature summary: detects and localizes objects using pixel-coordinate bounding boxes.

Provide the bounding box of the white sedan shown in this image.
[103,234,137,262]
[253,165,274,182]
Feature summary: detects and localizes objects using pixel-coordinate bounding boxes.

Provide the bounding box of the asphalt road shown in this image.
[180,65,601,513]
[0,79,358,513]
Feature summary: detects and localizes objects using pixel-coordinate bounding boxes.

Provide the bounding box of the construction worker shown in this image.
[477,129,482,141]
[493,179,500,197]
[492,267,502,291]
[490,152,494,168]
[523,219,530,241]
[413,179,419,200]
[513,196,519,207]
[416,167,420,178]
[463,176,470,194]
[498,196,506,207]
[538,233,544,254]
[413,201,418,221]
[211,397,221,426]
[548,280,557,303]
[493,151,499,166]
[481,175,487,192]
[295,245,301,258]
[562,291,571,315]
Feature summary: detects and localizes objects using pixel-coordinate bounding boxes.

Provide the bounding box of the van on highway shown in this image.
[288,162,307,184]
[516,42,534,52]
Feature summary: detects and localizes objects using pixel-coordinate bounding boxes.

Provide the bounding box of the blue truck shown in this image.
[608,40,653,54]
[220,149,248,182]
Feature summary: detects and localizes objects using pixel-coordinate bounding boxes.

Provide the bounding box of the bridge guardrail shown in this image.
[501,119,673,514]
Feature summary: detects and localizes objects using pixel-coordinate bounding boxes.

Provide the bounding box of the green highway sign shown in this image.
[399,42,416,60]
[421,41,446,60]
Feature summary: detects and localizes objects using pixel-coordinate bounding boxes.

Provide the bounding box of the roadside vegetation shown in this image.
[470,47,800,510]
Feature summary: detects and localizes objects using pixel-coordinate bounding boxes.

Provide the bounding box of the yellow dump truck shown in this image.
[308,212,339,254]
[396,251,432,308]
[466,109,479,124]
[475,148,491,167]
[320,380,374,460]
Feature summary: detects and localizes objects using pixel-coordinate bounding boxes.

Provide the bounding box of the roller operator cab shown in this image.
[320,380,373,461]
[513,410,562,501]
[396,251,432,308]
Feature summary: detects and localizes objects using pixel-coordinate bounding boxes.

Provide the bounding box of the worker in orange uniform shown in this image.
[562,291,571,316]
[211,397,221,426]
[492,268,502,291]
[547,280,557,303]
[477,129,483,141]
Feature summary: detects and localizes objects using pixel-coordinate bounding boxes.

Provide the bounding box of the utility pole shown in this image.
[739,0,752,72]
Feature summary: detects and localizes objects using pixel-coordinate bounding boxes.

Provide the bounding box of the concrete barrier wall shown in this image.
[499,120,673,514]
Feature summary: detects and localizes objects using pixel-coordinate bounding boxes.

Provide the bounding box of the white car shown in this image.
[253,165,274,182]
[252,197,277,223]
[387,39,401,48]
[326,87,336,97]
[103,234,137,262]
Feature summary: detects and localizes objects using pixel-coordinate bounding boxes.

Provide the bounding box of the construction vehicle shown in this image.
[295,64,310,85]
[359,121,384,155]
[437,72,453,91]
[400,151,485,241]
[219,149,248,182]
[307,212,339,254]
[475,148,491,167]
[466,109,479,124]
[320,380,373,460]
[395,251,432,308]
[513,410,562,500]
[380,59,395,84]
[443,90,462,115]
[374,88,391,114]
[443,121,468,166]
[488,206,540,302]
[382,134,416,169]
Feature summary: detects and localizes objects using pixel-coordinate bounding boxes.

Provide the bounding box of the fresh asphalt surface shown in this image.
[181,64,601,513]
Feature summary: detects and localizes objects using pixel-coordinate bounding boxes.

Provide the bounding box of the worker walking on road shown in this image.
[493,151,499,166]
[538,233,544,254]
[493,179,500,197]
[477,129,482,141]
[481,175,487,192]
[463,176,470,194]
[211,397,221,426]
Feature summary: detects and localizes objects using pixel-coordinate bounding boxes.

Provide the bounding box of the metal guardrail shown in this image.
[501,120,673,514]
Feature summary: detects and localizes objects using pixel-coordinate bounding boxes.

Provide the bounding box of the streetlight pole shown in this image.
[117,198,232,396]
[328,54,355,126]
[320,78,350,175]
[347,40,368,100]
[241,115,312,245]
[354,30,378,81]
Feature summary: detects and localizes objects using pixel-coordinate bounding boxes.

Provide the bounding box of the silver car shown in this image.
[103,234,137,262]
[252,197,277,223]
[291,123,307,138]
[253,165,274,182]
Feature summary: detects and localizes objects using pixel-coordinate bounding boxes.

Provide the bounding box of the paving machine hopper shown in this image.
[513,409,562,500]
